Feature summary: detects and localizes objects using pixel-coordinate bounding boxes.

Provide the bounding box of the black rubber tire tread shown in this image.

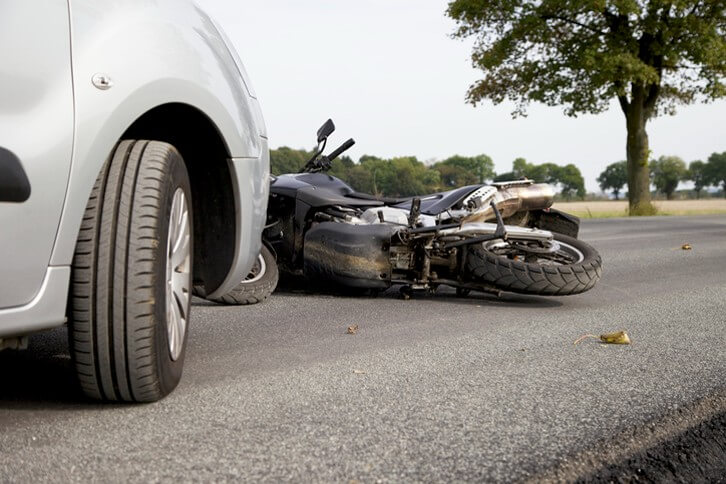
[69,140,192,402]
[465,233,602,296]
[208,245,279,305]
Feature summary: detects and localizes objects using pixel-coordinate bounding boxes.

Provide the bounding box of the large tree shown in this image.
[597,161,628,199]
[447,1,726,214]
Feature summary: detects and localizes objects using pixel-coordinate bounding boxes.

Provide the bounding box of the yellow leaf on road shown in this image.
[599,330,631,344]
[574,330,631,345]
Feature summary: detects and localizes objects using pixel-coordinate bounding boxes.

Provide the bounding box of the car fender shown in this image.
[51,0,268,276]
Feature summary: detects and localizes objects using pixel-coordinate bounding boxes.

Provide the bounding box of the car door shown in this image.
[0,0,74,308]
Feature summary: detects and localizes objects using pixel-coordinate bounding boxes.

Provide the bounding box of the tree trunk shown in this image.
[625,105,652,214]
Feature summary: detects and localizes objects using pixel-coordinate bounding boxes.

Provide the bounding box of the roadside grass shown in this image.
[552,200,726,219]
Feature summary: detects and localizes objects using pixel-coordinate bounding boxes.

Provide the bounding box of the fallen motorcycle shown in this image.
[213,119,602,303]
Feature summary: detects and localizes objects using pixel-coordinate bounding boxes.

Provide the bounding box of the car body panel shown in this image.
[0,268,71,337]
[51,0,266,268]
[0,0,268,335]
[0,0,74,308]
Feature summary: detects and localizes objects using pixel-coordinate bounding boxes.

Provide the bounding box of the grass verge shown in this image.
[553,200,726,219]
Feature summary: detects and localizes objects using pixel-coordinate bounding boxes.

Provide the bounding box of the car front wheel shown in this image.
[70,140,193,402]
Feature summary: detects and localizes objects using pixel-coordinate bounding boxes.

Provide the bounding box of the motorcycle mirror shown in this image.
[317,119,335,143]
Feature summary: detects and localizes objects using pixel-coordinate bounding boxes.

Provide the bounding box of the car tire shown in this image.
[199,245,279,305]
[70,140,193,402]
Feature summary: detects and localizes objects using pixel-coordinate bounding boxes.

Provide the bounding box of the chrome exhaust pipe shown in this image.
[463,183,555,223]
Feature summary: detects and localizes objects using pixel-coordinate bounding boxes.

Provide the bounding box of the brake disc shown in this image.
[509,240,560,255]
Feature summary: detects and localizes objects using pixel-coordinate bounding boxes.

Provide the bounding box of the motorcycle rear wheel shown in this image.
[465,233,601,296]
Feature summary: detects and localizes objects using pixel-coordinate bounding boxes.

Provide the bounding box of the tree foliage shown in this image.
[687,160,708,198]
[650,155,688,199]
[433,154,495,185]
[508,158,586,198]
[447,0,726,212]
[705,151,726,197]
[446,0,726,115]
[270,146,311,175]
[558,163,588,199]
[597,161,628,199]
[270,148,587,198]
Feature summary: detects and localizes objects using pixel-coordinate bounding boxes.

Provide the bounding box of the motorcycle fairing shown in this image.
[303,222,396,288]
[392,185,482,216]
[271,173,384,208]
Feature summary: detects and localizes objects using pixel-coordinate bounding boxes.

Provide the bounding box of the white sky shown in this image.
[198,0,726,192]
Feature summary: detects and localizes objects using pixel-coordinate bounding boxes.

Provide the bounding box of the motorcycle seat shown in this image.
[346,192,412,205]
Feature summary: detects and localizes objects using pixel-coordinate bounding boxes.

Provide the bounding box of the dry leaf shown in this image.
[347,324,359,335]
[599,330,631,344]
[574,330,631,345]
[682,244,692,250]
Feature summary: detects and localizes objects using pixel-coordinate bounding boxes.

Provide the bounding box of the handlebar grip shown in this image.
[327,138,356,162]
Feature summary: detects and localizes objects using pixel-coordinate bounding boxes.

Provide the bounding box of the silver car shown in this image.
[0,0,269,402]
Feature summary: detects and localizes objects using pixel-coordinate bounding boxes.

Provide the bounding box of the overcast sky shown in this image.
[198,0,726,192]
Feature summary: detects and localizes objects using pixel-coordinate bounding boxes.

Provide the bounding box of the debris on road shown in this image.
[352,369,366,375]
[682,243,693,250]
[574,330,631,346]
[347,324,359,335]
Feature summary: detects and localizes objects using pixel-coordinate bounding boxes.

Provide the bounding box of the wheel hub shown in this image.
[242,253,267,284]
[166,188,191,361]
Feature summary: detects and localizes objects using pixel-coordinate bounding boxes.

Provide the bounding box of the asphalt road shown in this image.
[1,215,725,482]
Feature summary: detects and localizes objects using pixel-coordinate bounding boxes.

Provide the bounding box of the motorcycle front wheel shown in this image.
[465,233,602,296]
[203,245,279,305]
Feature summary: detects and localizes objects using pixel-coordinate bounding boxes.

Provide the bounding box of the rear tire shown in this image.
[204,245,278,305]
[70,140,193,402]
[466,233,601,296]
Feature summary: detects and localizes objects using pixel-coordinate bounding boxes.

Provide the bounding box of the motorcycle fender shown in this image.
[529,209,580,238]
[303,222,397,289]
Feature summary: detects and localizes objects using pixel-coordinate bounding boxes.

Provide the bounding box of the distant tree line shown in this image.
[598,152,726,200]
[270,147,586,199]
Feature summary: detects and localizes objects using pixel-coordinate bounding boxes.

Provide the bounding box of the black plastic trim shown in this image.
[303,222,396,288]
[529,208,580,238]
[0,147,31,203]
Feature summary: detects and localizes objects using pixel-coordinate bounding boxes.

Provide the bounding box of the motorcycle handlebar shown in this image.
[327,138,355,162]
